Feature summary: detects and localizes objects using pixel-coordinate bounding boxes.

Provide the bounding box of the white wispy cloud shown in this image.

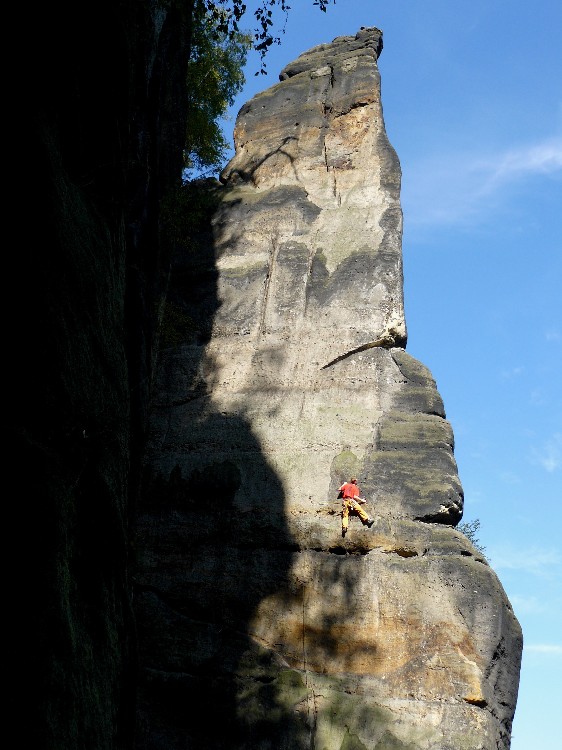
[488,544,562,577]
[463,487,484,504]
[509,594,545,615]
[530,388,546,406]
[530,432,562,473]
[500,366,524,380]
[525,644,562,655]
[475,138,562,194]
[545,329,561,342]
[498,470,521,485]
[403,135,562,229]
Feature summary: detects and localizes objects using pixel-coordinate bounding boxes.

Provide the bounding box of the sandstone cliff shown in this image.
[136,28,522,750]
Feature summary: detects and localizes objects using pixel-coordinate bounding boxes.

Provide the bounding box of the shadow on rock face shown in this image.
[134,417,298,749]
[133,182,304,750]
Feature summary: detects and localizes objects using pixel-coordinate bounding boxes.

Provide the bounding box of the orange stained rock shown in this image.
[252,605,486,703]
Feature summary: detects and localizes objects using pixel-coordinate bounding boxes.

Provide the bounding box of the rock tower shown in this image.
[136,27,522,750]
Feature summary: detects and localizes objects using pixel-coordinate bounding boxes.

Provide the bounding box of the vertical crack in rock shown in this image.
[321,65,337,200]
[260,236,279,335]
[137,25,522,750]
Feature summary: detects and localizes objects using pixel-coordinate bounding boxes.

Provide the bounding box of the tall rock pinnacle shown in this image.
[136,28,522,750]
[218,26,405,355]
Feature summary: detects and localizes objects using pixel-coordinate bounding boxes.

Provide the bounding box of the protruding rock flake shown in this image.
[137,27,522,750]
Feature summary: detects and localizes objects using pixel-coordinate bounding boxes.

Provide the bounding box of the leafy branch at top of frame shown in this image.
[202,0,335,74]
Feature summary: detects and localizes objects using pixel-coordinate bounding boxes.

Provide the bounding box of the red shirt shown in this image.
[341,482,360,499]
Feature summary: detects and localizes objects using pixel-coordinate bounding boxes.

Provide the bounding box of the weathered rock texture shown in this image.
[136,28,522,750]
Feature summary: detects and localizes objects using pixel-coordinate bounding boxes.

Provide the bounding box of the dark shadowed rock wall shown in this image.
[137,28,522,750]
[19,2,193,748]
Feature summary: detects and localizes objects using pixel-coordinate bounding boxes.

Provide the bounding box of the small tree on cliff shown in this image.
[458,518,487,558]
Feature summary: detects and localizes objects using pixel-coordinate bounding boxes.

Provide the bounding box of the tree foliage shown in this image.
[181,0,337,177]
[203,0,335,74]
[184,4,252,177]
[458,518,487,558]
[183,1,335,176]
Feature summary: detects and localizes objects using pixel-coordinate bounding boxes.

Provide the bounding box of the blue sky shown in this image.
[219,2,562,746]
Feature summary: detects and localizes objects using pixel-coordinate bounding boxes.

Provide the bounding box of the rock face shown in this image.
[22,2,193,747]
[136,28,522,750]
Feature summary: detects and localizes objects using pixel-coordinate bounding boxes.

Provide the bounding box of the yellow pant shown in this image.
[342,498,370,531]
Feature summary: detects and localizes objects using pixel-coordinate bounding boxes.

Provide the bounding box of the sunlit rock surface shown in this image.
[136,27,522,750]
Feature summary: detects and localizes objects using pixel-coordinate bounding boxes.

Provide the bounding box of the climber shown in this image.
[339,477,374,536]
